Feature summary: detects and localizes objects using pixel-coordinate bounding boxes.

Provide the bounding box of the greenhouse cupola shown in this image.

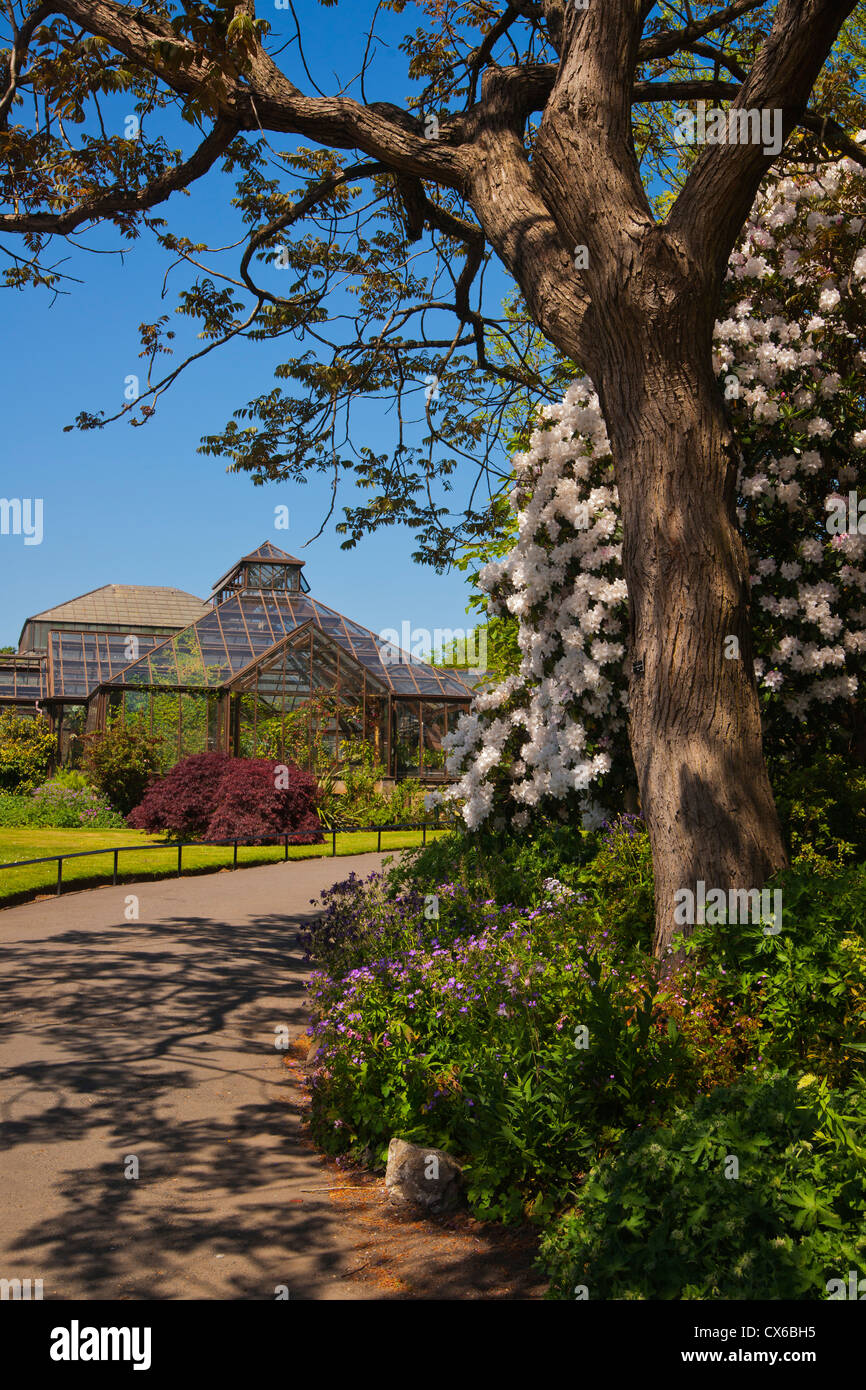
[209,540,310,605]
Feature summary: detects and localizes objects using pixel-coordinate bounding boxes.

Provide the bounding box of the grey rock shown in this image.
[384,1138,463,1213]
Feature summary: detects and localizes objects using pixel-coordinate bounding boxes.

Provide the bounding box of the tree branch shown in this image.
[531,0,652,320]
[638,0,768,62]
[237,159,383,305]
[798,112,866,169]
[0,115,240,233]
[465,3,520,107]
[668,0,860,278]
[47,0,473,187]
[0,0,54,128]
[634,80,741,102]
[461,63,592,364]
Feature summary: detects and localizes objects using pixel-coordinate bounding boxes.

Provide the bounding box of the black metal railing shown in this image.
[0,819,456,899]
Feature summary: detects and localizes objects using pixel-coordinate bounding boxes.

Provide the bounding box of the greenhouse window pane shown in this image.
[421,703,448,773]
[394,702,421,776]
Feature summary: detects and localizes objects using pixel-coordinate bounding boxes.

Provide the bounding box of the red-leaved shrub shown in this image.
[127,752,231,838]
[127,752,322,843]
[205,758,322,843]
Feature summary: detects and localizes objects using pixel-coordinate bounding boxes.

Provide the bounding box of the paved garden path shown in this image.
[0,857,543,1300]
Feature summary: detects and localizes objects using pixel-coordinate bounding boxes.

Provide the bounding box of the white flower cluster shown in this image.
[437,150,866,829]
[434,381,628,828]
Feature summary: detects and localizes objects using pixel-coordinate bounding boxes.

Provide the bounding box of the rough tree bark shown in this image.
[592,284,789,961]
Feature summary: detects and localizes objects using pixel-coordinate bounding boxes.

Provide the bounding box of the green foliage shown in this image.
[771,754,866,874]
[679,866,866,1087]
[572,816,655,954]
[390,817,601,913]
[82,717,163,816]
[280,720,433,829]
[0,710,56,793]
[336,749,431,827]
[48,768,92,791]
[540,1074,866,1301]
[304,802,866,1291]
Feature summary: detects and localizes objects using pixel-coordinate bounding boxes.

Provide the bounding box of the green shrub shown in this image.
[82,718,163,816]
[0,710,55,793]
[326,740,433,827]
[303,795,866,1295]
[48,768,92,792]
[390,816,600,910]
[677,866,866,1086]
[771,753,866,874]
[540,1073,866,1300]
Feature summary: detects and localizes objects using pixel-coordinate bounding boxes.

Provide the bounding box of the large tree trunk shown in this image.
[589,286,788,962]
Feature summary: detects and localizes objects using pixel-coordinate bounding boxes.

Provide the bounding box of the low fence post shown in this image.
[2,819,450,906]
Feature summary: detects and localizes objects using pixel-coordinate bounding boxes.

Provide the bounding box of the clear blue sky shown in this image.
[1,1,513,649]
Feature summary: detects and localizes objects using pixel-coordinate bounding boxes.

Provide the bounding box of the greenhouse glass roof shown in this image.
[107,588,472,699]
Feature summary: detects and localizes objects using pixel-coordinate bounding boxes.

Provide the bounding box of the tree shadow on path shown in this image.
[0,888,543,1299]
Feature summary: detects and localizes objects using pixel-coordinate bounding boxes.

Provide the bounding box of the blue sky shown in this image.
[1,1,513,648]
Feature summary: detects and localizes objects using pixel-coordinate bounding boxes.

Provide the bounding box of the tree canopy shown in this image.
[2,1,864,563]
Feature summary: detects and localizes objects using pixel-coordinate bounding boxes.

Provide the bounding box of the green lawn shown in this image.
[0,826,442,907]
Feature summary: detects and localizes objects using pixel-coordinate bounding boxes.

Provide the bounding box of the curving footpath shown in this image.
[0,854,396,1300]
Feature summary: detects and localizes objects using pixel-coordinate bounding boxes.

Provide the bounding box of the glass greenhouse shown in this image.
[1,542,474,779]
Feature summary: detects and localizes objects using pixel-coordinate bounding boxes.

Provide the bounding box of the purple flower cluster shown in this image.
[600,812,645,850]
[30,781,125,828]
[303,867,646,1123]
